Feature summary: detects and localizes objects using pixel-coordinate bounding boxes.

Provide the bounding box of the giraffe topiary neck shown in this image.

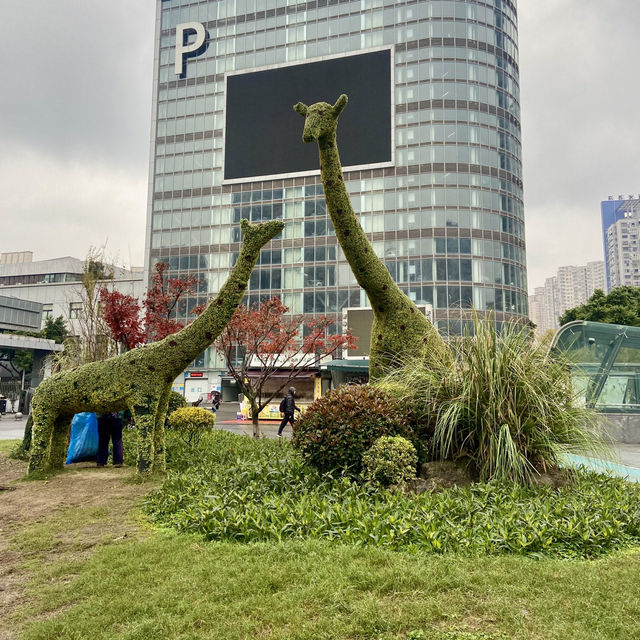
[317,132,397,310]
[143,219,284,377]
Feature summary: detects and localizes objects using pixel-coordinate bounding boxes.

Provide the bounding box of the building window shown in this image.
[69,302,83,319]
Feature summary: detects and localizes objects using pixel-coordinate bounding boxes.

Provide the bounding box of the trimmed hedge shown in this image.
[292,384,415,474]
[168,407,216,446]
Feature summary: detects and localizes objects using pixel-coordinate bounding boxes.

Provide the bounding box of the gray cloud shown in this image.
[0,1,155,168]
[1,1,638,289]
[0,1,156,265]
[519,0,640,289]
[0,148,147,267]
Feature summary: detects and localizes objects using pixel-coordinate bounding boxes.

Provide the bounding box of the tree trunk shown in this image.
[251,402,261,438]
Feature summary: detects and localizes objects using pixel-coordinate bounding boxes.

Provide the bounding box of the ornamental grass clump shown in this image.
[362,436,418,487]
[376,314,609,485]
[168,407,215,446]
[292,384,415,474]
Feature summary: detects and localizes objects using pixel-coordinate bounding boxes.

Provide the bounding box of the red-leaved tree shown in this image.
[99,262,202,351]
[98,290,146,351]
[143,262,201,342]
[215,296,357,438]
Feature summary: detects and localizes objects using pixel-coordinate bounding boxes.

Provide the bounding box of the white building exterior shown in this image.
[601,196,640,291]
[529,262,606,333]
[0,255,144,336]
[0,251,33,265]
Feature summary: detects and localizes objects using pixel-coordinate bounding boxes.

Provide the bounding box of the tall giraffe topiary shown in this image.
[294,94,451,379]
[28,219,284,476]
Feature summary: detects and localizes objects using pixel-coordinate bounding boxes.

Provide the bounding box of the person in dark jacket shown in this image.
[277,387,300,437]
[211,390,221,413]
[97,412,124,467]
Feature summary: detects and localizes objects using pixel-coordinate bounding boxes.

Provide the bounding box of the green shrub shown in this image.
[362,435,417,486]
[146,431,640,559]
[376,315,609,484]
[9,442,29,461]
[168,407,216,446]
[9,414,33,460]
[167,390,188,415]
[292,384,415,474]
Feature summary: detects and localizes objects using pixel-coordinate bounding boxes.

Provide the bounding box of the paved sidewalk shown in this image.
[0,414,27,440]
[3,407,640,477]
[0,404,289,442]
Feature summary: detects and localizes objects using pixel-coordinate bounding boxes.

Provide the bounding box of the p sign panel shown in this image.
[175,22,207,76]
[224,48,393,182]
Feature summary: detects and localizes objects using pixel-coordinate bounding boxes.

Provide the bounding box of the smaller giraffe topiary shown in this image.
[293,94,451,378]
[28,219,284,476]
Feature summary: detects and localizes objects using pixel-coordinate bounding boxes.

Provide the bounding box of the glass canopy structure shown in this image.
[551,321,640,413]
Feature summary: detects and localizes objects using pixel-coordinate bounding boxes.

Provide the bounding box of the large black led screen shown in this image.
[224,49,392,181]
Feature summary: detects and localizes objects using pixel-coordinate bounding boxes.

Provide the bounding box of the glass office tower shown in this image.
[145,0,527,384]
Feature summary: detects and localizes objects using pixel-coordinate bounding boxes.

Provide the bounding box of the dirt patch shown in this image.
[0,453,156,640]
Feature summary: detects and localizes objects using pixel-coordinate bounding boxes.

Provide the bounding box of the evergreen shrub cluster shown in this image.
[362,435,418,486]
[292,384,416,473]
[146,431,640,559]
[167,390,187,415]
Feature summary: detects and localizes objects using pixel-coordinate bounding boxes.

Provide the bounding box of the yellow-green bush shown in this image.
[362,435,418,487]
[376,315,609,484]
[168,407,216,446]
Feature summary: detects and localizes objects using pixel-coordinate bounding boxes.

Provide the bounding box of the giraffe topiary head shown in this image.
[293,94,348,143]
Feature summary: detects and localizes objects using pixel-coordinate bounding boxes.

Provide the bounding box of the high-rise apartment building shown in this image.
[145,0,527,387]
[528,261,605,333]
[601,196,640,291]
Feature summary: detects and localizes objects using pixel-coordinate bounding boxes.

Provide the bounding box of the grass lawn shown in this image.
[11,531,640,640]
[0,438,20,453]
[1,456,638,640]
[3,429,640,640]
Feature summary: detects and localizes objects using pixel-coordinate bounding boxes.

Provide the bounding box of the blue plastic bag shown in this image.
[65,412,99,464]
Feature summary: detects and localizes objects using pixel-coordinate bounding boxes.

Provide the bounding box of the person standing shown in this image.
[97,412,124,467]
[277,387,300,437]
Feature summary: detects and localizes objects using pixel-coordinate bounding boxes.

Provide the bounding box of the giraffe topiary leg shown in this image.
[132,400,159,474]
[152,387,171,473]
[28,408,56,475]
[48,414,73,471]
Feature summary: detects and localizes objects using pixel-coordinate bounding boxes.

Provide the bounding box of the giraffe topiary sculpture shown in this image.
[294,94,451,379]
[28,219,284,476]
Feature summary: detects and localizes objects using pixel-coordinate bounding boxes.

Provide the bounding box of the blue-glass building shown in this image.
[145,0,527,389]
[601,196,640,292]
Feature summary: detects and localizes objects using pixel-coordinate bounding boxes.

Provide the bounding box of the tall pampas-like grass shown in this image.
[376,314,610,484]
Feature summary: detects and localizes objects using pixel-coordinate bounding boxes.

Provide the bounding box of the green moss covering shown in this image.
[28,219,284,476]
[294,95,450,378]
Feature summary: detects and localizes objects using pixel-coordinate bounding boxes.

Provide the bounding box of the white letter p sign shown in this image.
[175,22,207,76]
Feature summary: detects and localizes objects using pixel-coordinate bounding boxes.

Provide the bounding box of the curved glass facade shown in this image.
[552,321,640,414]
[146,0,527,372]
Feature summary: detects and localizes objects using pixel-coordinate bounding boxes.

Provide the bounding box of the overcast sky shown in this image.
[1,1,638,292]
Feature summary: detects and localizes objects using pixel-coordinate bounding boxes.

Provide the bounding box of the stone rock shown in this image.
[530,467,573,489]
[419,460,475,491]
[401,477,431,494]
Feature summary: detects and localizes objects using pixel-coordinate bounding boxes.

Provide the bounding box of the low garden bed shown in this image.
[145,431,640,559]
